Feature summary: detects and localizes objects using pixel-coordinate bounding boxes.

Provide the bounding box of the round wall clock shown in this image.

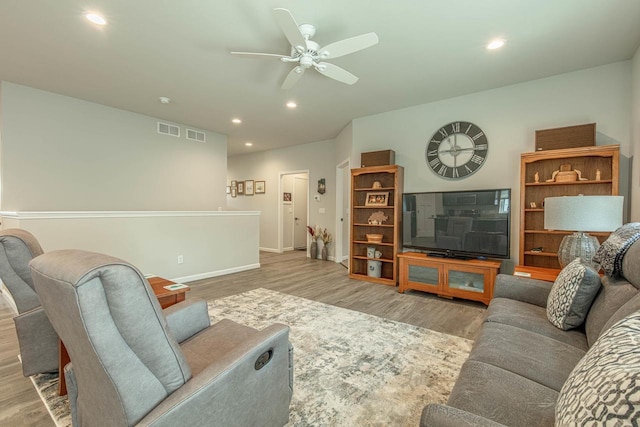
[425,121,488,180]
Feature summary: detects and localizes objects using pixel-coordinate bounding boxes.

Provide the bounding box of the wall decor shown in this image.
[425,121,488,180]
[317,178,326,194]
[231,187,237,198]
[245,180,254,195]
[283,192,292,202]
[226,186,231,194]
[238,181,244,194]
[365,191,389,207]
[255,181,266,194]
[231,180,237,187]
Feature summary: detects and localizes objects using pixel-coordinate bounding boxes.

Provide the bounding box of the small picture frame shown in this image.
[365,192,389,207]
[231,180,237,187]
[283,192,292,202]
[530,202,537,208]
[245,180,254,196]
[231,187,237,198]
[255,181,266,194]
[238,182,244,194]
[226,186,231,194]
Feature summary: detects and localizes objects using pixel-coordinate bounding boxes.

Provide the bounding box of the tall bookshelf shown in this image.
[519,145,619,269]
[349,165,404,285]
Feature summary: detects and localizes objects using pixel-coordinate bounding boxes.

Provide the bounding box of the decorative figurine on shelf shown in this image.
[546,163,589,182]
[530,247,543,252]
[530,202,537,208]
[372,180,382,189]
[367,211,389,225]
[534,172,540,183]
[595,169,601,181]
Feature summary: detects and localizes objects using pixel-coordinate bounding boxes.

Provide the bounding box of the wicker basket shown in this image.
[366,234,383,243]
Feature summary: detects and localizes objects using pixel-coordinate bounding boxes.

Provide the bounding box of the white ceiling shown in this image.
[1,1,639,156]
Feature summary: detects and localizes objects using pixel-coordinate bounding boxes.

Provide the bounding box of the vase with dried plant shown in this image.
[320,228,333,261]
[307,225,319,259]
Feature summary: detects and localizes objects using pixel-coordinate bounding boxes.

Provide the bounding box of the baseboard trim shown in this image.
[259,247,280,253]
[172,263,260,283]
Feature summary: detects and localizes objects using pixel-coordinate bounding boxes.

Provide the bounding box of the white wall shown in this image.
[352,61,633,269]
[227,140,337,256]
[0,82,228,211]
[631,45,640,221]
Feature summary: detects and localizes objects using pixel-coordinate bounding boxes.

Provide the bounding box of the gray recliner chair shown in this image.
[30,249,293,427]
[0,228,58,376]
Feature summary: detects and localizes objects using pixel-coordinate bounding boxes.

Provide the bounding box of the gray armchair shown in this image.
[0,228,58,376]
[30,249,293,427]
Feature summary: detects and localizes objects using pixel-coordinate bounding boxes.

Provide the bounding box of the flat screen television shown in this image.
[402,188,511,259]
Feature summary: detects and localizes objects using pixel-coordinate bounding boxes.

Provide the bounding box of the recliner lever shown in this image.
[255,348,273,370]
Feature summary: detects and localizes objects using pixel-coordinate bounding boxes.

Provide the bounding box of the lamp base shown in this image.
[558,232,600,269]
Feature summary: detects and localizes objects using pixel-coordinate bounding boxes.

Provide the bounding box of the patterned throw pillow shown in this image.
[547,258,601,330]
[592,222,640,277]
[556,311,640,425]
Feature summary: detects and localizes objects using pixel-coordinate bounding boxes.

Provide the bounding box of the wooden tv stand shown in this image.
[398,252,501,305]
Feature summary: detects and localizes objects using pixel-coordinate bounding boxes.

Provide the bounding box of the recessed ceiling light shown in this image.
[245,142,253,147]
[487,39,505,50]
[286,101,297,109]
[232,118,242,124]
[85,13,107,26]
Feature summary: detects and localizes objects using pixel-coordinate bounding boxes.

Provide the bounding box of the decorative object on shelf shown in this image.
[535,123,595,151]
[367,260,382,278]
[245,180,255,195]
[546,163,589,182]
[425,121,488,180]
[320,228,332,260]
[372,180,382,189]
[530,247,543,252]
[361,149,395,168]
[366,233,383,243]
[365,192,389,206]
[317,178,326,194]
[255,181,266,194]
[367,211,388,225]
[530,202,537,208]
[283,192,292,202]
[595,169,601,181]
[544,195,624,268]
[307,225,319,259]
[238,181,244,194]
[534,172,540,183]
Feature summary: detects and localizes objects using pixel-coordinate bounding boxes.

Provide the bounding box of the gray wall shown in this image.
[631,45,640,221]
[0,82,227,211]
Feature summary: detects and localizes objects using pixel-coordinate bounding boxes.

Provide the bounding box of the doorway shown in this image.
[335,159,350,267]
[279,171,309,252]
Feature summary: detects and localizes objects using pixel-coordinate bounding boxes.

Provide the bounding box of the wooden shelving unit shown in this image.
[349,165,404,286]
[519,145,619,269]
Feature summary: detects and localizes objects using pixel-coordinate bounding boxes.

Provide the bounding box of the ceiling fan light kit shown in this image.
[231,8,379,89]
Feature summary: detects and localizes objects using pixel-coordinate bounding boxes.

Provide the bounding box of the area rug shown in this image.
[32,288,472,427]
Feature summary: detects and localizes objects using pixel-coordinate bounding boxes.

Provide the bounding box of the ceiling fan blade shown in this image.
[273,8,307,53]
[314,62,359,85]
[318,32,379,60]
[282,66,305,90]
[230,51,288,59]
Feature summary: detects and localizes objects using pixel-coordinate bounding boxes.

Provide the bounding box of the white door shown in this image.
[293,175,308,249]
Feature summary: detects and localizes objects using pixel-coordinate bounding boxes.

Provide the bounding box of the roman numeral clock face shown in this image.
[425,121,489,180]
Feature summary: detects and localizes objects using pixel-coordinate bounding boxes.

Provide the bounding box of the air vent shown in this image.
[157,122,180,137]
[186,128,206,143]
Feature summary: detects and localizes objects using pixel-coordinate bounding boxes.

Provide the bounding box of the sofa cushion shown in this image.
[468,322,585,392]
[448,360,558,427]
[546,259,601,330]
[592,222,640,277]
[556,310,640,425]
[486,298,589,351]
[584,275,639,347]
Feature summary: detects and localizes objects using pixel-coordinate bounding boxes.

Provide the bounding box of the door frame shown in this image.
[335,158,351,264]
[278,170,310,254]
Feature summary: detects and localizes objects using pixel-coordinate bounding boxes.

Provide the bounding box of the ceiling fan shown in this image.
[231,8,379,89]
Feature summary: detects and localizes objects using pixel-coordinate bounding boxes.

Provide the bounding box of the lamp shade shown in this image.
[544,195,623,232]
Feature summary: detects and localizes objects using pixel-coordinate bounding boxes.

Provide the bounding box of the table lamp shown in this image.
[544,195,623,268]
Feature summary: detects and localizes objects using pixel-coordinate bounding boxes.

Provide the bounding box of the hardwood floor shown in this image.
[0,250,487,426]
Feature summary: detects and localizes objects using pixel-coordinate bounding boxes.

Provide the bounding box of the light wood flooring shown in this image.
[0,250,487,426]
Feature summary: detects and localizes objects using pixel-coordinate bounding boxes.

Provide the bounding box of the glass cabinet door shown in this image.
[447,269,485,294]
[408,264,440,288]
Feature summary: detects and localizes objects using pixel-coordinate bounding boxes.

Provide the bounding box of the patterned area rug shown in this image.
[32,288,472,426]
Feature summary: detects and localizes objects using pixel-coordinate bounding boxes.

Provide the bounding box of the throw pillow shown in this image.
[592,222,640,277]
[556,311,640,426]
[547,258,601,330]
